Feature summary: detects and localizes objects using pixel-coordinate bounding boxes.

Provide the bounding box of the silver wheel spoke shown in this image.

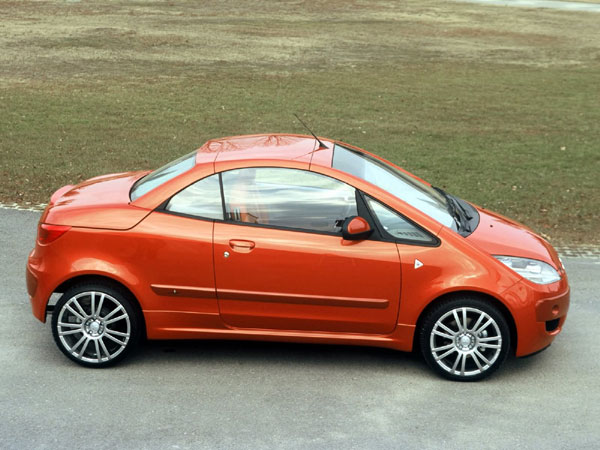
[462,308,468,331]
[479,343,501,349]
[105,314,127,325]
[432,343,454,352]
[433,329,454,339]
[478,336,500,343]
[94,340,101,362]
[66,305,85,321]
[451,352,462,372]
[72,298,88,318]
[90,292,96,317]
[99,338,110,359]
[104,333,126,346]
[460,353,467,375]
[58,322,82,328]
[59,329,83,337]
[96,294,105,318]
[105,328,129,338]
[71,335,87,352]
[435,347,457,361]
[102,305,124,321]
[471,313,485,333]
[437,322,456,336]
[475,318,493,334]
[471,352,483,371]
[78,338,90,357]
[475,349,491,365]
[452,309,463,331]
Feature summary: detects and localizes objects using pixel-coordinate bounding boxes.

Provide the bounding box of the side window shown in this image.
[221,168,357,233]
[366,196,433,243]
[165,174,223,220]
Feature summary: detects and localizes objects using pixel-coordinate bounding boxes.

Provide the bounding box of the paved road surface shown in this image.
[1,209,599,449]
[457,0,600,12]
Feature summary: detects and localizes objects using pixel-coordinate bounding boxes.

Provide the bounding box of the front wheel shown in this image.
[419,297,511,381]
[51,283,142,367]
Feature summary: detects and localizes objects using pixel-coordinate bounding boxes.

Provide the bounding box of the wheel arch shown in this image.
[50,274,146,336]
[412,290,517,355]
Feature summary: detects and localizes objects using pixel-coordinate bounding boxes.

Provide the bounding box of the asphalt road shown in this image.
[457,0,600,13]
[1,208,599,449]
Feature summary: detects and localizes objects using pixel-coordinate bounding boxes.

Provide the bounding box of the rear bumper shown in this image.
[504,279,570,357]
[27,250,48,323]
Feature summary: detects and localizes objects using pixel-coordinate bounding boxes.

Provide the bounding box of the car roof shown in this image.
[195,133,335,168]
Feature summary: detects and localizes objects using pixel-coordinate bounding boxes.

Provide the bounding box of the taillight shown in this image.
[38,223,71,245]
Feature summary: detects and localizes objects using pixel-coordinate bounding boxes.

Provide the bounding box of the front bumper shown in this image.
[503,277,570,357]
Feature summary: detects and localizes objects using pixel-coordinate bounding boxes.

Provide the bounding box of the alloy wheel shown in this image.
[420,297,510,381]
[55,291,131,364]
[430,306,503,377]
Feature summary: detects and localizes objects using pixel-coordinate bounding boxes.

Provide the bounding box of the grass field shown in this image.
[0,0,598,244]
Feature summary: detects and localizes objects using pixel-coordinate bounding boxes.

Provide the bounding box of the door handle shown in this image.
[229,239,256,252]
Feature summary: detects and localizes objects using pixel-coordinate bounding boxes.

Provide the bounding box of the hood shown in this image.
[466,207,562,270]
[43,171,151,230]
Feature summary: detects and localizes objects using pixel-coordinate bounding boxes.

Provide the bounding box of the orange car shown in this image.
[26,134,569,380]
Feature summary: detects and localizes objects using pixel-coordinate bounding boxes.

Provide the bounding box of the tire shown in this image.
[419,297,511,381]
[51,282,142,368]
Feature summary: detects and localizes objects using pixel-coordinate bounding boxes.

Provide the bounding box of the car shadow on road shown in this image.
[122,338,557,382]
[133,338,426,373]
[502,347,556,377]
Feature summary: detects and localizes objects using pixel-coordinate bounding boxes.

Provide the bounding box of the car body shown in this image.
[26,134,570,380]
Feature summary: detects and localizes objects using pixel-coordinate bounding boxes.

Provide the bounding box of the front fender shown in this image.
[396,227,522,329]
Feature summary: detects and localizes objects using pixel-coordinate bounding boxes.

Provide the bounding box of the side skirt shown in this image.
[143,311,415,352]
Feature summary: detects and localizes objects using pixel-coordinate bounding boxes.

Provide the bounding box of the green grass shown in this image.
[1,0,599,244]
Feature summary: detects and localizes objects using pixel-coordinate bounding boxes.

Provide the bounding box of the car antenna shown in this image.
[294,113,328,150]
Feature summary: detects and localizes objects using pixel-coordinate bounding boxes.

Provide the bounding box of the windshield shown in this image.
[332,145,457,230]
[130,151,196,201]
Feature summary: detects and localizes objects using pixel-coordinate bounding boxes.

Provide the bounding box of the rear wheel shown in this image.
[419,297,511,381]
[51,283,142,367]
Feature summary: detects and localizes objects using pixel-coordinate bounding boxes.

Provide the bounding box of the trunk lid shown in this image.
[43,171,151,230]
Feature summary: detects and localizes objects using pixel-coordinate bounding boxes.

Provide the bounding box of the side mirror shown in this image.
[342,216,372,241]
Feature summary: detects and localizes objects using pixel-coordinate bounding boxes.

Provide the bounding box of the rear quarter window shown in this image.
[130,151,196,201]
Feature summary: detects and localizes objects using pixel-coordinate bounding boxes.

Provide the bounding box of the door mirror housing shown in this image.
[342,216,372,241]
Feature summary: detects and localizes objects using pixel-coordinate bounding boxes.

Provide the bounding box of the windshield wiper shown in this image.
[433,187,471,233]
[434,187,460,228]
[454,197,473,221]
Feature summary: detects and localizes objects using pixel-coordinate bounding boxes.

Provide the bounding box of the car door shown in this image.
[213,167,402,334]
[131,174,224,329]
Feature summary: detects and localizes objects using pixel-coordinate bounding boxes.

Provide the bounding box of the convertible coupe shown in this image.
[26,134,570,380]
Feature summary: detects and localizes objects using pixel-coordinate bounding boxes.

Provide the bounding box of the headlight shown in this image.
[493,256,561,285]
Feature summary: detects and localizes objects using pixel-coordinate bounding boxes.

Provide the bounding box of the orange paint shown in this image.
[27,134,569,361]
